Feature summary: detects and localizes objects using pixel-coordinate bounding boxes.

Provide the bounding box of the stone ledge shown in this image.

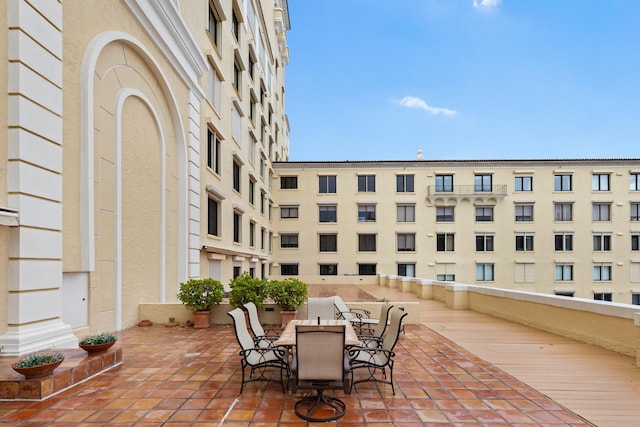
[0,346,122,400]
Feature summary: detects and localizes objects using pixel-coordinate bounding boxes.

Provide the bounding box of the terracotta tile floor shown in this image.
[0,322,594,426]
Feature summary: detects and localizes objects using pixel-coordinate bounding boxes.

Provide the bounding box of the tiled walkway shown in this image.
[0,323,593,426]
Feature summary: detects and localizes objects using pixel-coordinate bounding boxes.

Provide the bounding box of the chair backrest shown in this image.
[307,297,336,320]
[371,302,393,338]
[382,308,408,352]
[228,307,255,351]
[332,296,356,321]
[295,325,345,381]
[243,302,266,337]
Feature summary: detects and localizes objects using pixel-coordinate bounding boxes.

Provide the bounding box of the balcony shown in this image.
[426,184,508,205]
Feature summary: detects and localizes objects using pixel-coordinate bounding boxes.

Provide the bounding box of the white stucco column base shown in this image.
[0,319,78,356]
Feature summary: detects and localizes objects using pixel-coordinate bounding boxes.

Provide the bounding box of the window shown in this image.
[260,191,265,214]
[260,227,265,250]
[280,206,299,219]
[319,175,337,193]
[476,207,494,222]
[398,263,415,277]
[436,233,455,252]
[592,203,611,221]
[476,263,494,281]
[319,264,337,275]
[632,262,640,283]
[515,263,535,283]
[555,291,574,297]
[476,234,494,252]
[593,264,612,281]
[632,234,640,251]
[357,175,376,192]
[437,274,455,281]
[358,234,377,252]
[435,175,453,192]
[319,234,337,252]
[280,264,299,275]
[207,197,219,236]
[359,264,377,275]
[396,175,414,192]
[515,233,534,251]
[474,174,492,192]
[631,173,640,191]
[554,203,573,221]
[233,266,241,278]
[280,233,299,248]
[206,65,221,111]
[231,9,239,41]
[232,161,241,192]
[593,233,612,251]
[208,2,220,46]
[631,203,640,221]
[555,264,573,281]
[515,176,533,192]
[594,293,612,302]
[436,207,454,222]
[280,176,298,189]
[358,204,376,222]
[554,174,572,191]
[515,204,533,222]
[248,179,255,205]
[249,222,255,247]
[397,233,416,252]
[632,293,640,305]
[555,233,573,251]
[233,58,241,93]
[248,53,256,81]
[319,205,337,222]
[397,204,415,222]
[207,128,220,174]
[233,211,241,243]
[592,174,610,191]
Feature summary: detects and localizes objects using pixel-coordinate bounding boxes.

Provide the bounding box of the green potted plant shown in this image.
[79,332,117,353]
[12,352,65,379]
[268,278,308,326]
[177,278,224,328]
[228,272,269,308]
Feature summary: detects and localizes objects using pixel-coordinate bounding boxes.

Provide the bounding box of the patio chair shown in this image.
[332,295,376,333]
[348,307,407,395]
[307,297,335,321]
[242,302,280,348]
[357,302,393,347]
[227,308,289,393]
[291,324,351,421]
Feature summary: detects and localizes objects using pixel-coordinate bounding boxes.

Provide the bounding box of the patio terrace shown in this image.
[0,283,639,426]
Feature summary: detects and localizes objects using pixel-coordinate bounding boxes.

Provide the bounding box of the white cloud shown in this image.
[393,96,457,116]
[473,0,501,10]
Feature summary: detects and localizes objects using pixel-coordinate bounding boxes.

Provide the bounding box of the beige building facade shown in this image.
[272,160,640,303]
[0,0,290,355]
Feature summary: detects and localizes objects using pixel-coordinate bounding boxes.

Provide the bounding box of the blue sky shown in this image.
[285,0,640,161]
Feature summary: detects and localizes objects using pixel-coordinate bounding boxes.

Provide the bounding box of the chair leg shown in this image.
[294,390,346,422]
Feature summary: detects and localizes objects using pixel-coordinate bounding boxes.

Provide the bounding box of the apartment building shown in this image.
[0,0,290,355]
[272,159,640,304]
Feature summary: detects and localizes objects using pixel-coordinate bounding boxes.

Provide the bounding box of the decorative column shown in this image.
[0,0,77,355]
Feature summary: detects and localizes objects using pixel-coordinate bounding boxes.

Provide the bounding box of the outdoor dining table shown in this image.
[274,319,361,347]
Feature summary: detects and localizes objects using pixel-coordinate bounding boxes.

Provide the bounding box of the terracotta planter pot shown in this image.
[12,360,63,379]
[193,310,211,328]
[279,310,298,328]
[79,341,116,353]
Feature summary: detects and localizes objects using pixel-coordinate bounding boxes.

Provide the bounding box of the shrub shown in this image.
[268,278,308,311]
[177,278,224,311]
[13,352,65,368]
[228,272,269,308]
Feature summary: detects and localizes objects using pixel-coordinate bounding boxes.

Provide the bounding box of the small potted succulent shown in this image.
[79,332,117,353]
[177,277,224,328]
[268,278,308,326]
[12,352,65,379]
